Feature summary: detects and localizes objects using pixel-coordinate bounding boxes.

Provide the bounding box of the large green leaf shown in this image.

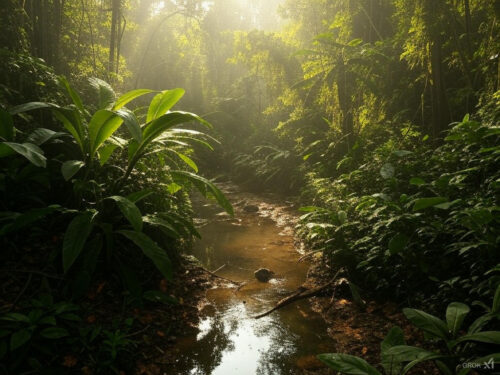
[127,112,211,170]
[126,189,154,203]
[317,353,381,375]
[89,77,115,109]
[171,170,233,216]
[52,107,85,151]
[10,101,53,115]
[159,211,200,238]
[412,197,448,211]
[26,128,66,146]
[468,313,497,334]
[113,89,155,110]
[1,142,46,167]
[493,284,500,313]
[61,160,85,181]
[446,302,470,337]
[381,326,405,375]
[403,308,449,340]
[143,214,181,239]
[170,150,198,172]
[409,177,425,186]
[10,102,85,152]
[113,108,142,142]
[59,76,84,112]
[0,205,60,236]
[108,196,143,232]
[384,345,443,367]
[118,230,172,280]
[97,143,119,166]
[397,348,445,374]
[455,331,500,346]
[142,111,211,144]
[88,110,124,156]
[146,88,185,122]
[10,329,32,351]
[40,327,69,339]
[63,211,95,272]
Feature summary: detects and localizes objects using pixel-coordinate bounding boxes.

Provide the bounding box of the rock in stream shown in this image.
[254,268,274,282]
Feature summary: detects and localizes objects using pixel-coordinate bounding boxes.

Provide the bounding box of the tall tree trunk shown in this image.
[429,37,450,137]
[336,57,355,152]
[108,0,120,75]
[425,0,451,138]
[52,0,63,71]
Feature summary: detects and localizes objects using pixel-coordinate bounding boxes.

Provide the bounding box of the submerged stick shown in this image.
[197,266,242,286]
[253,269,342,319]
[210,264,226,274]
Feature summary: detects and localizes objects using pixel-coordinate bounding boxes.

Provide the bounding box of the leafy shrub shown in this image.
[233,144,304,192]
[318,288,500,375]
[0,294,137,374]
[0,76,232,300]
[298,115,500,306]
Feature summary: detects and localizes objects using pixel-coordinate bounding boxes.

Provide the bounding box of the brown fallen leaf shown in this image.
[62,355,78,367]
[159,279,168,293]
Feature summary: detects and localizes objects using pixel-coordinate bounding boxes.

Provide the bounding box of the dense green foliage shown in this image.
[0,70,230,372]
[297,114,500,306]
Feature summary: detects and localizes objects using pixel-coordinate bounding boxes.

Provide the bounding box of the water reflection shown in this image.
[171,206,335,374]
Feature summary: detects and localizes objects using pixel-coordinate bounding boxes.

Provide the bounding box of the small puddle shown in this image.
[171,185,335,374]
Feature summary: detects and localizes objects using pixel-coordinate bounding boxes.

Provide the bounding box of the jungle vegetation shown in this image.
[0,0,499,373]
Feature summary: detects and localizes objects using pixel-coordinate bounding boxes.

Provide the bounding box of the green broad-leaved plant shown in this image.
[318,286,500,374]
[6,76,233,297]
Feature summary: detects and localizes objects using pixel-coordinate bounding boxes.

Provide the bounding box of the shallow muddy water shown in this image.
[171,186,335,374]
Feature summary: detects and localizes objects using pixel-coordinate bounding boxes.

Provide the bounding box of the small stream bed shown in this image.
[170,184,336,374]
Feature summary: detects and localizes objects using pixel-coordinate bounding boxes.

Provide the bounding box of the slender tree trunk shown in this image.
[116,15,126,74]
[425,0,451,138]
[429,38,450,137]
[42,0,51,64]
[108,0,120,75]
[53,0,63,71]
[336,57,354,151]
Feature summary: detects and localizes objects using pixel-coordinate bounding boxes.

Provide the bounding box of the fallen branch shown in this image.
[197,266,242,286]
[253,269,342,319]
[210,264,226,274]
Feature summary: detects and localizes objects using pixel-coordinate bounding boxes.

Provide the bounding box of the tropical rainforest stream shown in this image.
[171,184,335,374]
[1,1,499,373]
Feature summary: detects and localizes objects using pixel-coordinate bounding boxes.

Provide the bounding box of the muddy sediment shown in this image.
[158,183,435,375]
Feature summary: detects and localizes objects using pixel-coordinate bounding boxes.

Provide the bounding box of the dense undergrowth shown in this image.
[297,111,500,308]
[0,56,231,373]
